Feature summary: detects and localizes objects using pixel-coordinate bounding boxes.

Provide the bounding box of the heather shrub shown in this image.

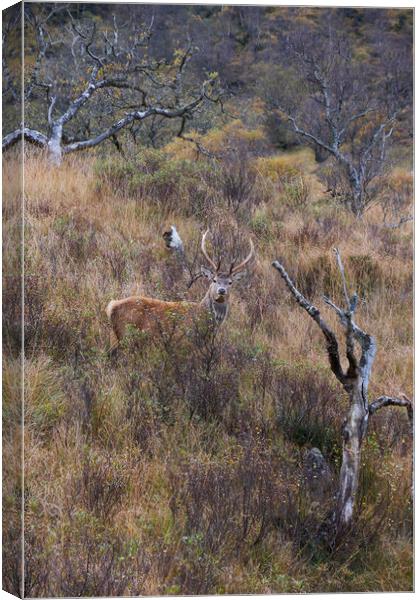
[273,364,343,463]
[376,168,413,227]
[168,441,285,594]
[95,149,215,217]
[24,356,66,438]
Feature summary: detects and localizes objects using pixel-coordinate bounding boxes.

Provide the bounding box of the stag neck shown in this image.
[200,289,229,325]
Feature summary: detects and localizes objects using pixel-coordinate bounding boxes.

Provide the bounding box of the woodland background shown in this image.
[2,3,413,595]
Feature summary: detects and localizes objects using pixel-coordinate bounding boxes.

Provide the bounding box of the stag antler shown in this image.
[230,239,255,275]
[201,229,219,272]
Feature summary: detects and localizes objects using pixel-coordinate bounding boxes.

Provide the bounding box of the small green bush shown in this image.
[95,149,214,217]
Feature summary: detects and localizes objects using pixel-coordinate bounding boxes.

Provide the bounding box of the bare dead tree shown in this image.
[272,250,412,541]
[2,5,221,165]
[266,22,411,217]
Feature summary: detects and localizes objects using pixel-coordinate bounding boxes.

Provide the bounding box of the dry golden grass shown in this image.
[3,145,413,595]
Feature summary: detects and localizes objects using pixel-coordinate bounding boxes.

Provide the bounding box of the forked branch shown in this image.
[369,394,413,426]
[272,259,346,384]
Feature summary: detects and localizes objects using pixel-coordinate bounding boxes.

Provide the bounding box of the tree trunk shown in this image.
[46,123,63,165]
[347,166,365,218]
[350,189,365,219]
[335,379,368,538]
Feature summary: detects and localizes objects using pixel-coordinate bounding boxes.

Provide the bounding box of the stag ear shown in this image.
[201,266,214,279]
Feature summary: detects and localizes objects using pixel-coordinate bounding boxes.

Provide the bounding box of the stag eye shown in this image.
[228,280,233,285]
[213,278,217,283]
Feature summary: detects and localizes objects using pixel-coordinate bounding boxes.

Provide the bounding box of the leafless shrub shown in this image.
[319,161,356,209]
[102,245,129,285]
[331,486,392,563]
[380,171,413,229]
[218,158,257,216]
[22,526,51,598]
[24,274,48,353]
[291,222,324,248]
[294,254,338,299]
[55,525,145,597]
[168,440,283,593]
[77,451,129,521]
[3,266,22,356]
[2,522,22,597]
[118,317,243,423]
[273,366,343,462]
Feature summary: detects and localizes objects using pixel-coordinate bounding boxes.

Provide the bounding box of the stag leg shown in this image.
[108,330,120,357]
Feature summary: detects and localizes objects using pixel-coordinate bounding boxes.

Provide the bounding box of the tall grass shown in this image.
[3,144,413,595]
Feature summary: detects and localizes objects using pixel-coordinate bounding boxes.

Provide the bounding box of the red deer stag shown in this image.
[106,230,254,350]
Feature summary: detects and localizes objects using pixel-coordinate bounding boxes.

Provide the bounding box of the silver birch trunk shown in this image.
[46,123,63,165]
[335,383,367,536]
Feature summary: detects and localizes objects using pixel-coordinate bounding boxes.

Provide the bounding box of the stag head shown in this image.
[200,229,255,304]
